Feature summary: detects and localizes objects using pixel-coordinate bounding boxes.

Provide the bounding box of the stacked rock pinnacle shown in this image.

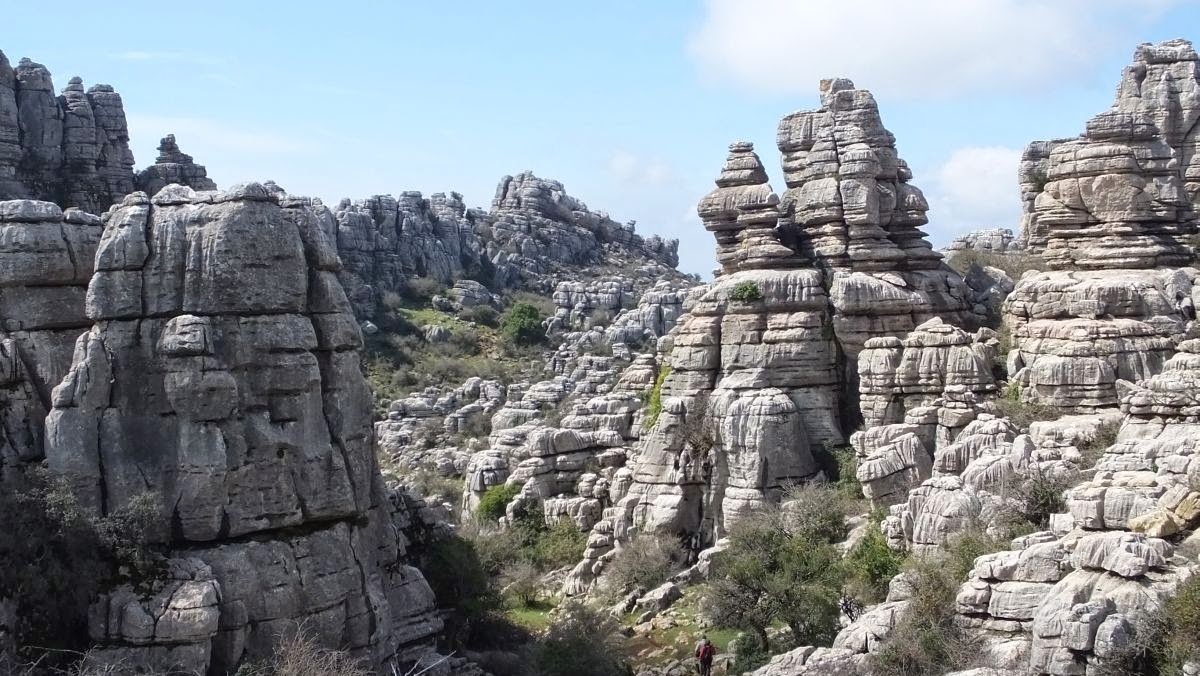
[1005,39,1200,412]
[0,51,135,212]
[135,134,217,196]
[776,78,943,272]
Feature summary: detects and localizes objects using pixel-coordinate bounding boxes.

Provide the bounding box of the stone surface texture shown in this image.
[1007,39,1200,412]
[41,184,451,674]
[0,51,135,213]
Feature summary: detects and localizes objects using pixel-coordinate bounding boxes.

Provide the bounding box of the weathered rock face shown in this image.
[333,191,486,316]
[135,134,217,197]
[0,199,100,482]
[1006,39,1200,412]
[0,51,135,213]
[488,172,679,285]
[776,80,977,385]
[943,228,1024,256]
[44,184,444,673]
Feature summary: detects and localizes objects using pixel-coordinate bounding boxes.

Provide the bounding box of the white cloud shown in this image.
[126,115,316,157]
[606,149,672,186]
[927,146,1023,244]
[687,0,1188,99]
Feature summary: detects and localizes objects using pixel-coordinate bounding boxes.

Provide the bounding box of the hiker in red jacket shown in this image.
[695,636,716,676]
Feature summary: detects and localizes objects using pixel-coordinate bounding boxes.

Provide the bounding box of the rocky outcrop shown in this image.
[0,199,100,482]
[776,79,977,390]
[1006,39,1200,412]
[333,191,487,316]
[135,134,217,196]
[0,51,135,213]
[43,184,446,673]
[943,228,1024,256]
[487,172,679,287]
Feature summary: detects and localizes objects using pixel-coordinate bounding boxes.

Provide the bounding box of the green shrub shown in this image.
[501,560,543,608]
[404,467,465,507]
[419,532,500,649]
[477,483,523,522]
[729,631,770,675]
[813,444,862,501]
[706,507,844,652]
[1078,420,1120,469]
[642,364,671,430]
[527,600,632,676]
[461,304,500,327]
[502,302,546,346]
[844,515,906,607]
[1012,466,1072,528]
[0,470,164,666]
[997,381,1059,431]
[729,281,763,303]
[780,483,849,544]
[1152,575,1200,675]
[529,519,588,571]
[601,533,686,596]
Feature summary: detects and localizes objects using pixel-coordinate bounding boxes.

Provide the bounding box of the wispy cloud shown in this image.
[113,51,225,66]
[126,114,317,156]
[688,0,1192,100]
[607,150,671,187]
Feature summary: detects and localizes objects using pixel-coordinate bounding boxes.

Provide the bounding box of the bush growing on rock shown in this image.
[0,470,163,667]
[728,280,763,303]
[996,381,1059,430]
[527,600,632,676]
[843,512,906,608]
[704,496,846,655]
[502,302,546,346]
[477,483,523,522]
[641,365,671,430]
[600,533,686,596]
[418,531,499,649]
[401,276,446,301]
[233,629,370,676]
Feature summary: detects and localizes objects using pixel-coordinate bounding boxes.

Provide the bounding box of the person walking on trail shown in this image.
[695,636,716,676]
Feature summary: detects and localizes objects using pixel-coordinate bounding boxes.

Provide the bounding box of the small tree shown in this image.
[502,302,546,346]
[601,533,686,596]
[528,600,632,676]
[705,508,844,650]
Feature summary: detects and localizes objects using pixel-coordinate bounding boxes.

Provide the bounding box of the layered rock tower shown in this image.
[1006,39,1200,411]
[0,51,135,212]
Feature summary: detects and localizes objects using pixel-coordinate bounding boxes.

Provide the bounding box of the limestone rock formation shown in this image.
[43,184,446,673]
[333,191,487,315]
[775,79,977,382]
[135,134,217,196]
[487,172,679,289]
[0,51,135,212]
[1006,39,1200,412]
[943,228,1024,256]
[0,199,100,482]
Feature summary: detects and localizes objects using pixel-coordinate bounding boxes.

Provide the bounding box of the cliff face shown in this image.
[40,184,446,674]
[0,52,135,213]
[1005,39,1200,412]
[0,200,100,484]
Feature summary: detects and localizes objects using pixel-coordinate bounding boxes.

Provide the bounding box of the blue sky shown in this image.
[6,0,1200,277]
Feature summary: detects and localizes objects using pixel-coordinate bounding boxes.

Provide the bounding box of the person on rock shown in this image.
[695,636,716,676]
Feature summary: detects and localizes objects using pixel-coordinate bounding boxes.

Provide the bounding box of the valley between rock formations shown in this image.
[1,37,1199,676]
